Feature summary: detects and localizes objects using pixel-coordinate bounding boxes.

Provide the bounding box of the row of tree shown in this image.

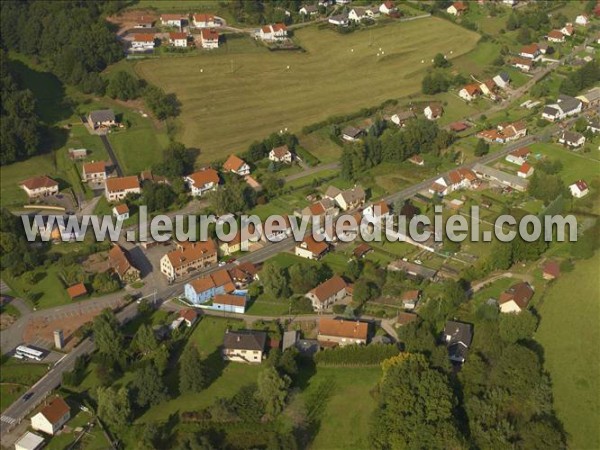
[314,343,399,366]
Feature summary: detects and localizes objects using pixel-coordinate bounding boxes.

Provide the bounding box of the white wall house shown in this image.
[31,397,70,436]
[105,176,141,202]
[569,180,589,198]
[201,29,219,49]
[184,169,219,196]
[20,176,59,199]
[131,34,155,51]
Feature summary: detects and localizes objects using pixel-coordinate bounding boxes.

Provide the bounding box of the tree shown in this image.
[371,353,463,448]
[288,263,320,294]
[132,363,167,408]
[517,26,531,44]
[260,263,290,299]
[498,310,538,343]
[153,141,195,178]
[133,324,158,357]
[277,347,299,377]
[97,386,131,429]
[143,85,180,120]
[143,182,176,212]
[92,271,120,294]
[107,71,141,100]
[92,309,124,363]
[474,138,490,156]
[255,366,291,417]
[574,117,589,133]
[179,344,205,393]
[433,52,451,68]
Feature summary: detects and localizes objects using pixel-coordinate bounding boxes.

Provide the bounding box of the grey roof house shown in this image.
[443,321,473,363]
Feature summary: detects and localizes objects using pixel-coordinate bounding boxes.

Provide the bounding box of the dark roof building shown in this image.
[443,321,473,363]
[222,330,267,352]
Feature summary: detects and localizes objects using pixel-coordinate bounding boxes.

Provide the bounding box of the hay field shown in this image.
[136,18,480,164]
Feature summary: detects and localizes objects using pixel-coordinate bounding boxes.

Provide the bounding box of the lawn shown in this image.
[0,358,48,412]
[536,252,600,450]
[2,264,73,309]
[135,18,480,164]
[528,143,600,185]
[296,366,381,449]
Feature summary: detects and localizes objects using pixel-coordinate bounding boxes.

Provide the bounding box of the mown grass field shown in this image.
[135,18,480,164]
[0,358,48,412]
[536,252,600,450]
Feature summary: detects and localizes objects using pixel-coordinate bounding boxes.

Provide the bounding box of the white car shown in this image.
[414,259,423,265]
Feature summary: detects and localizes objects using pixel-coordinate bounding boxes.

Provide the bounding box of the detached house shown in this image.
[379,1,397,15]
[82,161,107,184]
[20,176,59,199]
[424,104,443,120]
[575,14,589,26]
[493,72,510,89]
[541,95,582,121]
[295,235,329,260]
[259,23,288,41]
[160,14,187,27]
[362,200,392,223]
[269,144,294,163]
[447,1,468,15]
[478,121,527,144]
[401,290,421,310]
[305,276,348,311]
[443,321,473,364]
[391,110,416,127]
[184,268,235,304]
[499,282,534,313]
[169,32,188,47]
[560,24,574,37]
[587,117,600,134]
[341,126,364,141]
[87,109,116,130]
[577,87,600,109]
[200,28,219,49]
[542,261,560,280]
[213,294,247,313]
[349,6,379,22]
[519,43,541,60]
[223,154,250,176]
[317,318,368,347]
[517,162,534,178]
[193,13,220,28]
[558,130,586,148]
[185,169,219,196]
[222,330,267,363]
[108,244,141,283]
[105,176,140,202]
[459,84,481,102]
[31,397,70,436]
[112,204,129,222]
[262,215,293,242]
[334,186,366,211]
[546,29,565,43]
[512,57,533,72]
[569,179,589,198]
[505,147,531,165]
[328,13,349,27]
[131,34,155,52]
[160,240,218,281]
[299,4,319,16]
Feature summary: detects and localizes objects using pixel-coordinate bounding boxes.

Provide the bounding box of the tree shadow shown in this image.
[203,347,227,390]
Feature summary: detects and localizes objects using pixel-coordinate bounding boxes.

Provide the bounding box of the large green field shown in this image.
[135,18,480,164]
[536,253,600,450]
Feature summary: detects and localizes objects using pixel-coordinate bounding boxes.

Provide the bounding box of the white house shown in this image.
[560,24,574,37]
[569,180,589,198]
[31,397,70,436]
[517,162,534,178]
[193,13,219,28]
[401,290,421,310]
[200,28,219,49]
[575,14,589,26]
[546,30,565,43]
[512,57,533,72]
[459,84,481,102]
[169,32,188,47]
[447,1,468,15]
[499,282,534,313]
[82,161,107,183]
[541,95,582,121]
[424,104,443,120]
[334,186,366,211]
[299,4,319,16]
[379,1,397,15]
[328,13,349,26]
[305,276,348,311]
[295,236,329,260]
[349,6,379,22]
[160,14,187,28]
[259,23,288,41]
[341,126,363,141]
[519,43,541,60]
[131,34,155,52]
[222,330,266,363]
[112,204,130,221]
[558,130,586,148]
[493,72,510,89]
[105,176,141,202]
[269,144,294,163]
[505,147,530,165]
[362,200,392,222]
[223,154,250,176]
[184,169,220,196]
[20,176,59,199]
[213,293,247,314]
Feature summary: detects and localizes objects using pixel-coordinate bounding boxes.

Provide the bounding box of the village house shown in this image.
[334,186,366,211]
[219,231,252,256]
[512,57,533,72]
[67,283,87,300]
[328,13,349,27]
[560,24,574,37]
[261,215,293,242]
[134,15,155,28]
[519,43,541,60]
[193,13,220,28]
[379,1,397,15]
[459,84,481,102]
[160,14,187,28]
[493,72,510,89]
[300,198,339,226]
[409,155,425,166]
[558,130,586,148]
[108,244,141,283]
[472,163,528,192]
[517,162,534,178]
[31,397,70,436]
[348,6,379,22]
[443,321,473,364]
[184,168,220,196]
[14,431,45,450]
[305,276,348,311]
[424,104,443,120]
[179,309,198,327]
[569,179,589,198]
[299,4,319,16]
[223,154,250,176]
[575,14,589,26]
[542,261,560,281]
[587,117,600,134]
[87,109,116,130]
[577,87,600,109]
[213,294,247,314]
[499,282,534,313]
[390,110,416,127]
[245,175,262,191]
[505,146,531,165]
[169,32,188,47]
[183,268,234,304]
[362,200,392,223]
[388,259,438,281]
[341,126,364,141]
[353,243,373,259]
[402,290,421,310]
[477,121,527,144]
[20,176,59,199]
[68,148,87,160]
[317,318,368,347]
[259,23,288,41]
[222,330,267,363]
[140,170,169,185]
[112,203,129,221]
[82,161,107,184]
[542,95,583,121]
[429,168,477,196]
[546,29,565,43]
[160,240,218,281]
[228,261,260,288]
[295,235,329,260]
[131,33,155,52]
[269,144,294,163]
[479,79,498,99]
[446,1,468,15]
[105,176,140,202]
[200,28,219,49]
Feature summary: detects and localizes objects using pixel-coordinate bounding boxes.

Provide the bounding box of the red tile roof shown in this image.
[180,308,198,322]
[193,13,215,22]
[452,1,468,11]
[213,294,246,307]
[543,261,560,279]
[573,179,588,191]
[510,147,531,158]
[308,276,347,303]
[271,144,291,159]
[83,161,106,174]
[318,318,368,340]
[547,30,564,40]
[166,240,217,269]
[499,282,534,309]
[520,44,539,55]
[401,290,420,302]
[300,236,329,256]
[223,154,247,172]
[272,23,287,32]
[518,162,532,174]
[39,397,70,425]
[21,176,58,190]
[462,84,481,96]
[105,176,139,193]
[67,283,87,299]
[133,33,155,43]
[201,28,219,40]
[114,204,129,215]
[170,32,188,40]
[187,169,219,187]
[108,245,138,279]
